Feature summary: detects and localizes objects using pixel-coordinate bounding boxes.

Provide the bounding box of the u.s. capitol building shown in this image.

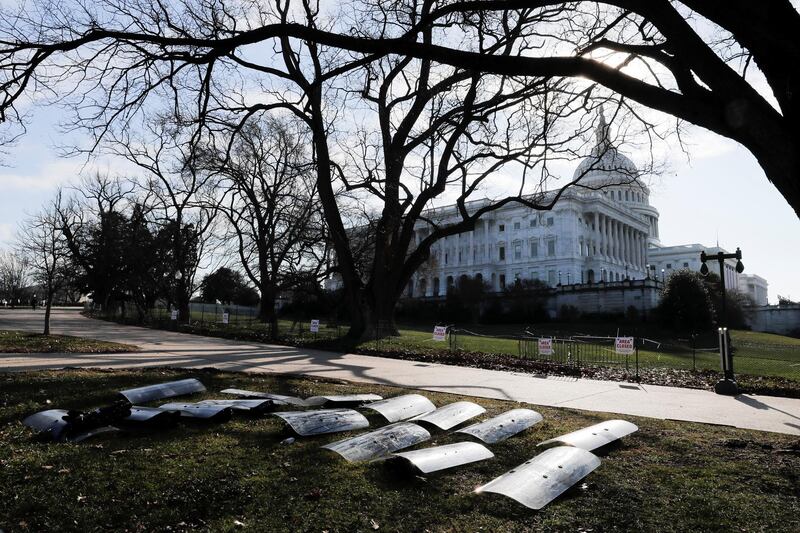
[402,116,768,312]
[408,117,660,299]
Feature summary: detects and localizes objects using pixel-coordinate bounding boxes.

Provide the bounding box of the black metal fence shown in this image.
[517,334,639,376]
[87,303,800,383]
[450,326,799,382]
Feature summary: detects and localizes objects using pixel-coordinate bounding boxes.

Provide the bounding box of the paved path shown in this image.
[2,308,799,436]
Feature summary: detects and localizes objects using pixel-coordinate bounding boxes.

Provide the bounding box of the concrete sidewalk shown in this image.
[2,308,799,436]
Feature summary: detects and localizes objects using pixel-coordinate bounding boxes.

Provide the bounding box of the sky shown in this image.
[2,103,798,304]
[1,1,799,304]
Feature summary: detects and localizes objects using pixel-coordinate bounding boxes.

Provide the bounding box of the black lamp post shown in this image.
[700,247,744,395]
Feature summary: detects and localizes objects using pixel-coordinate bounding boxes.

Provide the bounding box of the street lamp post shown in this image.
[661,268,665,283]
[700,247,744,395]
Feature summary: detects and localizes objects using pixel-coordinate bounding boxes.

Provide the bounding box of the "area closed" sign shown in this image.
[615,337,635,355]
[538,337,553,355]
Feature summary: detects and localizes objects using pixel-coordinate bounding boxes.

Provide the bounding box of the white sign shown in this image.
[615,337,635,355]
[538,337,554,356]
[170,310,178,320]
[222,312,229,325]
[433,325,447,342]
[310,319,320,333]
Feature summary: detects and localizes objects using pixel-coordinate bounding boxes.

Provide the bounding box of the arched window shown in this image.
[433,277,440,296]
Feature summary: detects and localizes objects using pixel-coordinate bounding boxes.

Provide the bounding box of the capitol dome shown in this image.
[572,111,640,188]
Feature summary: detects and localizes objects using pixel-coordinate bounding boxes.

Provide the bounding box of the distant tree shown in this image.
[504,279,551,323]
[57,175,135,313]
[701,272,750,329]
[203,117,328,333]
[124,203,168,320]
[200,268,258,307]
[112,118,219,322]
[17,192,70,334]
[657,269,715,332]
[0,250,28,307]
[778,296,797,307]
[448,276,490,324]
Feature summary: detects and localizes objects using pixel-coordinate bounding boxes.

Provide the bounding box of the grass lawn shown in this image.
[355,325,800,381]
[0,330,138,354]
[1,368,798,532]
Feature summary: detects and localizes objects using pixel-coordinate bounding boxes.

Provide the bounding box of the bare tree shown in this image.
[57,174,135,312]
[3,1,795,215]
[266,1,634,336]
[17,192,70,334]
[0,0,651,338]
[0,250,28,307]
[205,116,329,334]
[113,118,220,322]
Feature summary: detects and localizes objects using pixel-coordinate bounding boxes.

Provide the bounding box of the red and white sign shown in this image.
[538,337,554,356]
[310,319,320,333]
[615,337,635,355]
[433,325,448,342]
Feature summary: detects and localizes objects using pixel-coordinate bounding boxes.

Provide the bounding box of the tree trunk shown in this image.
[43,291,54,335]
[259,286,279,340]
[345,284,401,342]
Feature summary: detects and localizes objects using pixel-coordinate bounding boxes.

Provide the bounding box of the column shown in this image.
[469,230,474,267]
[638,231,644,268]
[624,225,630,265]
[485,219,490,264]
[612,220,617,263]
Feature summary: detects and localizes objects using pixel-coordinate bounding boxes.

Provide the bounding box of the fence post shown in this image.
[625,344,629,373]
[635,338,640,380]
[691,334,697,371]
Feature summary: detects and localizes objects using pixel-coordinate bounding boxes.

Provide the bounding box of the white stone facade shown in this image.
[407,115,659,297]
[646,244,742,292]
[740,274,769,306]
[327,112,771,308]
[409,187,655,297]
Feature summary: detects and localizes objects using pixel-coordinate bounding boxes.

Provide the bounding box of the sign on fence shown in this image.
[615,337,635,355]
[170,310,178,321]
[222,312,229,325]
[310,319,320,333]
[538,337,554,356]
[433,325,447,342]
